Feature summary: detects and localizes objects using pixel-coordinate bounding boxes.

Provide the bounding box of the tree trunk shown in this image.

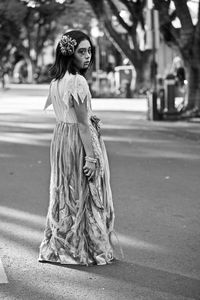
[25,57,38,83]
[134,52,153,92]
[135,64,150,92]
[25,58,34,83]
[186,63,200,110]
[185,6,200,112]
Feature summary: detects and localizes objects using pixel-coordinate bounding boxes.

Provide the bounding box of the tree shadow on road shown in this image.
[1,208,200,299]
[49,259,200,299]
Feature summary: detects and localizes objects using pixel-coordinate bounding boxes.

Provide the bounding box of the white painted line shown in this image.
[0,258,8,283]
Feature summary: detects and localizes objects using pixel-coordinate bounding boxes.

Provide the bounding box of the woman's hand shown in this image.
[83,161,96,181]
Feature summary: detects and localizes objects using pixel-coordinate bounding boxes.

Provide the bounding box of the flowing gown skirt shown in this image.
[39,122,115,265]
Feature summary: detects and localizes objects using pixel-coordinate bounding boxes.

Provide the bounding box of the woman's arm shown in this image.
[74,95,94,157]
[73,96,96,180]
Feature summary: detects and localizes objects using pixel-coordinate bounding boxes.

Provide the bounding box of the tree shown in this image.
[0,0,95,82]
[58,0,95,33]
[154,0,200,114]
[85,0,152,89]
[0,0,25,83]
[0,0,70,82]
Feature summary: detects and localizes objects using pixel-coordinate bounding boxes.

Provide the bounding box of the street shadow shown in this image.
[2,223,200,299]
[1,206,200,299]
[40,259,200,299]
[0,210,164,259]
[98,110,200,143]
[0,281,59,300]
[0,112,54,147]
[1,204,200,299]
[0,110,200,150]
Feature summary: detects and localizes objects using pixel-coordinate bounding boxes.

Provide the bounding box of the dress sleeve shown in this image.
[63,74,90,106]
[43,81,53,110]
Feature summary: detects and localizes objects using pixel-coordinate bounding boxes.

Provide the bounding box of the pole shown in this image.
[151,9,157,94]
[95,37,100,96]
[151,8,159,120]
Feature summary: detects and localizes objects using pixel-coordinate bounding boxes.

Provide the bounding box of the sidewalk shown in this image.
[5,83,50,89]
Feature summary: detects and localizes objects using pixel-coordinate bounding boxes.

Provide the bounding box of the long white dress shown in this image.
[39,72,115,265]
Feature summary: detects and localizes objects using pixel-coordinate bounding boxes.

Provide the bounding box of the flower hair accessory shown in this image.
[59,35,77,56]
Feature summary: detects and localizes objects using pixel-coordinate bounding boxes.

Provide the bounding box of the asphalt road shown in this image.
[0,87,200,300]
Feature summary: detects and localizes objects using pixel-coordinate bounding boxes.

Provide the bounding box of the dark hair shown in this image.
[49,30,95,80]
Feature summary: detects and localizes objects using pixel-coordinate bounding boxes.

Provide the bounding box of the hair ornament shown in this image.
[59,35,77,56]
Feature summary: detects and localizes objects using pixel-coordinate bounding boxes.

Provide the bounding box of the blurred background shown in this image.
[0,0,200,117]
[1,2,200,297]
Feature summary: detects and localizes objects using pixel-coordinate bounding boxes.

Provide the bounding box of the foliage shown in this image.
[0,0,71,81]
[58,0,95,33]
[0,0,25,68]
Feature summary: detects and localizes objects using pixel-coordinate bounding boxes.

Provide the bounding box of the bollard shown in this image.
[157,77,165,113]
[147,90,160,121]
[164,73,176,113]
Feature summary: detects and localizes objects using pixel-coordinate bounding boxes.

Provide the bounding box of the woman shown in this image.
[39,30,115,266]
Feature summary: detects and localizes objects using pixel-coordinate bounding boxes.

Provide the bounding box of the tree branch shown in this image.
[118,0,133,14]
[38,24,52,53]
[35,19,42,62]
[194,0,200,39]
[103,1,143,61]
[173,0,194,51]
[173,0,193,31]
[85,0,104,19]
[104,19,138,66]
[139,0,147,30]
[154,0,180,48]
[106,0,131,32]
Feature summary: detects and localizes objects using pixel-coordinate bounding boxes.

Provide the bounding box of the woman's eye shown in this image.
[79,49,85,55]
[78,49,91,55]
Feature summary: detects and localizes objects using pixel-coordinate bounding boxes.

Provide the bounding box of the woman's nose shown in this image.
[85,51,91,58]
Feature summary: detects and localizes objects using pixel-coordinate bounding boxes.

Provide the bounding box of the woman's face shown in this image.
[73,39,92,71]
